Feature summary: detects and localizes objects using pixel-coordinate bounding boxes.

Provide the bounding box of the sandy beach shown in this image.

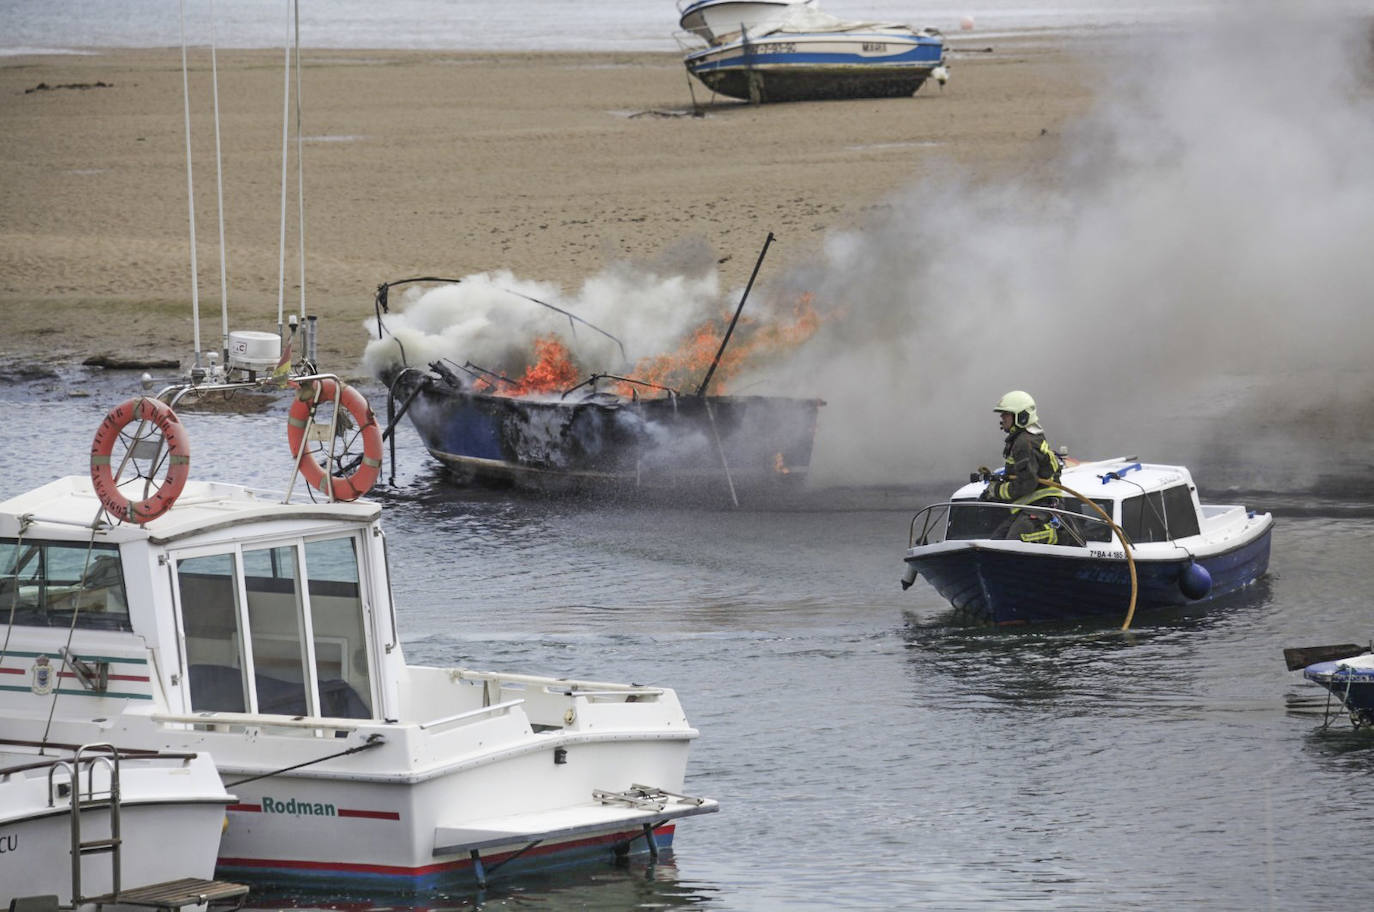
[0,40,1099,375]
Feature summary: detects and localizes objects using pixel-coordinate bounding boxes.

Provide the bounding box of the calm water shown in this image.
[0,367,1369,910]
[0,0,1342,54]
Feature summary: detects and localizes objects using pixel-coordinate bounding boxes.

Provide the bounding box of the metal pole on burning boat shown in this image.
[695,231,775,397]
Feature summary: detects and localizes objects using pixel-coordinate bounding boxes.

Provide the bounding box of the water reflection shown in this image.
[243,856,721,910]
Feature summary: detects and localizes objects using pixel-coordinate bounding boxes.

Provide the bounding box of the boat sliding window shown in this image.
[177,534,373,719]
[0,538,130,631]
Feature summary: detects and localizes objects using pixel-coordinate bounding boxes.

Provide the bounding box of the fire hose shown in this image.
[1039,476,1140,631]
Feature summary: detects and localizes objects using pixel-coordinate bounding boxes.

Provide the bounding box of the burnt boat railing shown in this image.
[373,276,629,368]
[908,501,1121,549]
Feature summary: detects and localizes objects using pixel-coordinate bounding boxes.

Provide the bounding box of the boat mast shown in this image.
[178,0,201,369]
[695,231,774,397]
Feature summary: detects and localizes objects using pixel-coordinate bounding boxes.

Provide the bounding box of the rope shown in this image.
[224,734,385,788]
[39,526,103,748]
[1040,476,1140,631]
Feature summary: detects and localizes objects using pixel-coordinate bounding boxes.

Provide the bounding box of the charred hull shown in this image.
[387,369,823,497]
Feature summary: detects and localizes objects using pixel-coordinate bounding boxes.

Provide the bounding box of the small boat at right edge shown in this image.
[901,457,1274,626]
[1284,643,1374,729]
[677,0,948,103]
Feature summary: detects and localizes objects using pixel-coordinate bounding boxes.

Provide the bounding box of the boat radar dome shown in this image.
[227,330,281,373]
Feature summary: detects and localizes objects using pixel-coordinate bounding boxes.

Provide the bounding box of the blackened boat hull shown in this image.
[905,528,1273,626]
[1303,657,1374,725]
[391,372,822,498]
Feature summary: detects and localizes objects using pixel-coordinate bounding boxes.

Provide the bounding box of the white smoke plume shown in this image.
[364,259,723,381]
[762,5,1374,492]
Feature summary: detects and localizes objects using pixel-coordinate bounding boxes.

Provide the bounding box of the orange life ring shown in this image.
[287,378,383,502]
[89,397,191,523]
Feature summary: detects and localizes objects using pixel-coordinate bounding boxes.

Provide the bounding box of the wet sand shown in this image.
[0,40,1100,374]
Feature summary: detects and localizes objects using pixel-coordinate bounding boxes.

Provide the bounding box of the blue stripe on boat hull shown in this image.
[906,529,1273,626]
[684,38,944,102]
[1303,661,1374,721]
[214,826,675,894]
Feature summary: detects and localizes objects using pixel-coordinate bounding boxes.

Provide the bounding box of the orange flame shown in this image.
[614,292,823,396]
[498,336,582,397]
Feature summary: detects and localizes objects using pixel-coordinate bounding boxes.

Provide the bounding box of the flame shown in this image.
[613,292,823,396]
[497,335,582,397]
[485,293,824,400]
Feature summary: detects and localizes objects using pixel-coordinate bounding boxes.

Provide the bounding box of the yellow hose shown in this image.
[1040,476,1140,630]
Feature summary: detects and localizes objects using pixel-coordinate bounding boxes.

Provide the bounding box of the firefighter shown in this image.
[979,390,1063,544]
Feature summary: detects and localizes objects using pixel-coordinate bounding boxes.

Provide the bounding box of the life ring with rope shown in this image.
[89,397,191,523]
[287,378,383,502]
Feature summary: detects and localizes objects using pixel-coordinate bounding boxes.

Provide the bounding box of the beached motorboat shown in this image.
[679,2,947,103]
[1288,645,1374,729]
[901,457,1274,626]
[370,262,824,503]
[0,743,242,911]
[0,392,717,893]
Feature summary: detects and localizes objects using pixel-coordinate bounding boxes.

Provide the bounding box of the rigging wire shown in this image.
[294,0,307,323]
[210,0,230,361]
[178,0,201,367]
[276,0,292,338]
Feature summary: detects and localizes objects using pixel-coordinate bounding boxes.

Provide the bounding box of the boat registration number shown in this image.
[1090,549,1125,559]
[761,43,796,54]
[862,43,888,52]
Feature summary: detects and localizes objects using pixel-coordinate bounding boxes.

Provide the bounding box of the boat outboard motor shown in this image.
[1178,560,1212,600]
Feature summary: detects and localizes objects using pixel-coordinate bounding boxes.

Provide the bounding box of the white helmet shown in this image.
[994,390,1037,429]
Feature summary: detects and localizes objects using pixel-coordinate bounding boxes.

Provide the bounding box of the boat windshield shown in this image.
[0,537,130,631]
[175,533,374,719]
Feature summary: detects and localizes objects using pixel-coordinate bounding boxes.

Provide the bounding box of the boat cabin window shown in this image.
[1121,485,1200,543]
[0,538,130,631]
[176,534,373,719]
[1161,484,1201,539]
[946,501,1005,540]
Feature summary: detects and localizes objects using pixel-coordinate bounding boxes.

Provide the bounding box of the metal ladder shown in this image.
[47,743,124,907]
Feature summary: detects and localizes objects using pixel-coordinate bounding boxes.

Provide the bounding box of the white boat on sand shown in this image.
[679,0,947,103]
[0,386,716,893]
[0,742,241,911]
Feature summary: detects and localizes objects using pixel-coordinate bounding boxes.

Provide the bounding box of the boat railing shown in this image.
[152,710,363,735]
[908,500,1117,549]
[418,699,526,732]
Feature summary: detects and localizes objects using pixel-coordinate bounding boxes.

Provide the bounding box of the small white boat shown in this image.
[902,457,1274,626]
[0,743,241,911]
[0,388,716,893]
[679,2,947,103]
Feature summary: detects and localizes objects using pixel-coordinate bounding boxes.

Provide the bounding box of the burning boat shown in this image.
[368,238,825,502]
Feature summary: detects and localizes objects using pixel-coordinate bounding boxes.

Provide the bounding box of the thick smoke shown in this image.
[763,7,1374,492]
[363,240,731,382]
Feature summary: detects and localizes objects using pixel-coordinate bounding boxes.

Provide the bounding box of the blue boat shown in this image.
[901,457,1274,626]
[1300,650,1374,729]
[679,2,947,103]
[371,273,824,503]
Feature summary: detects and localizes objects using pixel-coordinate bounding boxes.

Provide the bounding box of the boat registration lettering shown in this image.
[862,42,887,52]
[761,42,796,54]
[0,831,16,854]
[1089,549,1125,559]
[262,795,336,817]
